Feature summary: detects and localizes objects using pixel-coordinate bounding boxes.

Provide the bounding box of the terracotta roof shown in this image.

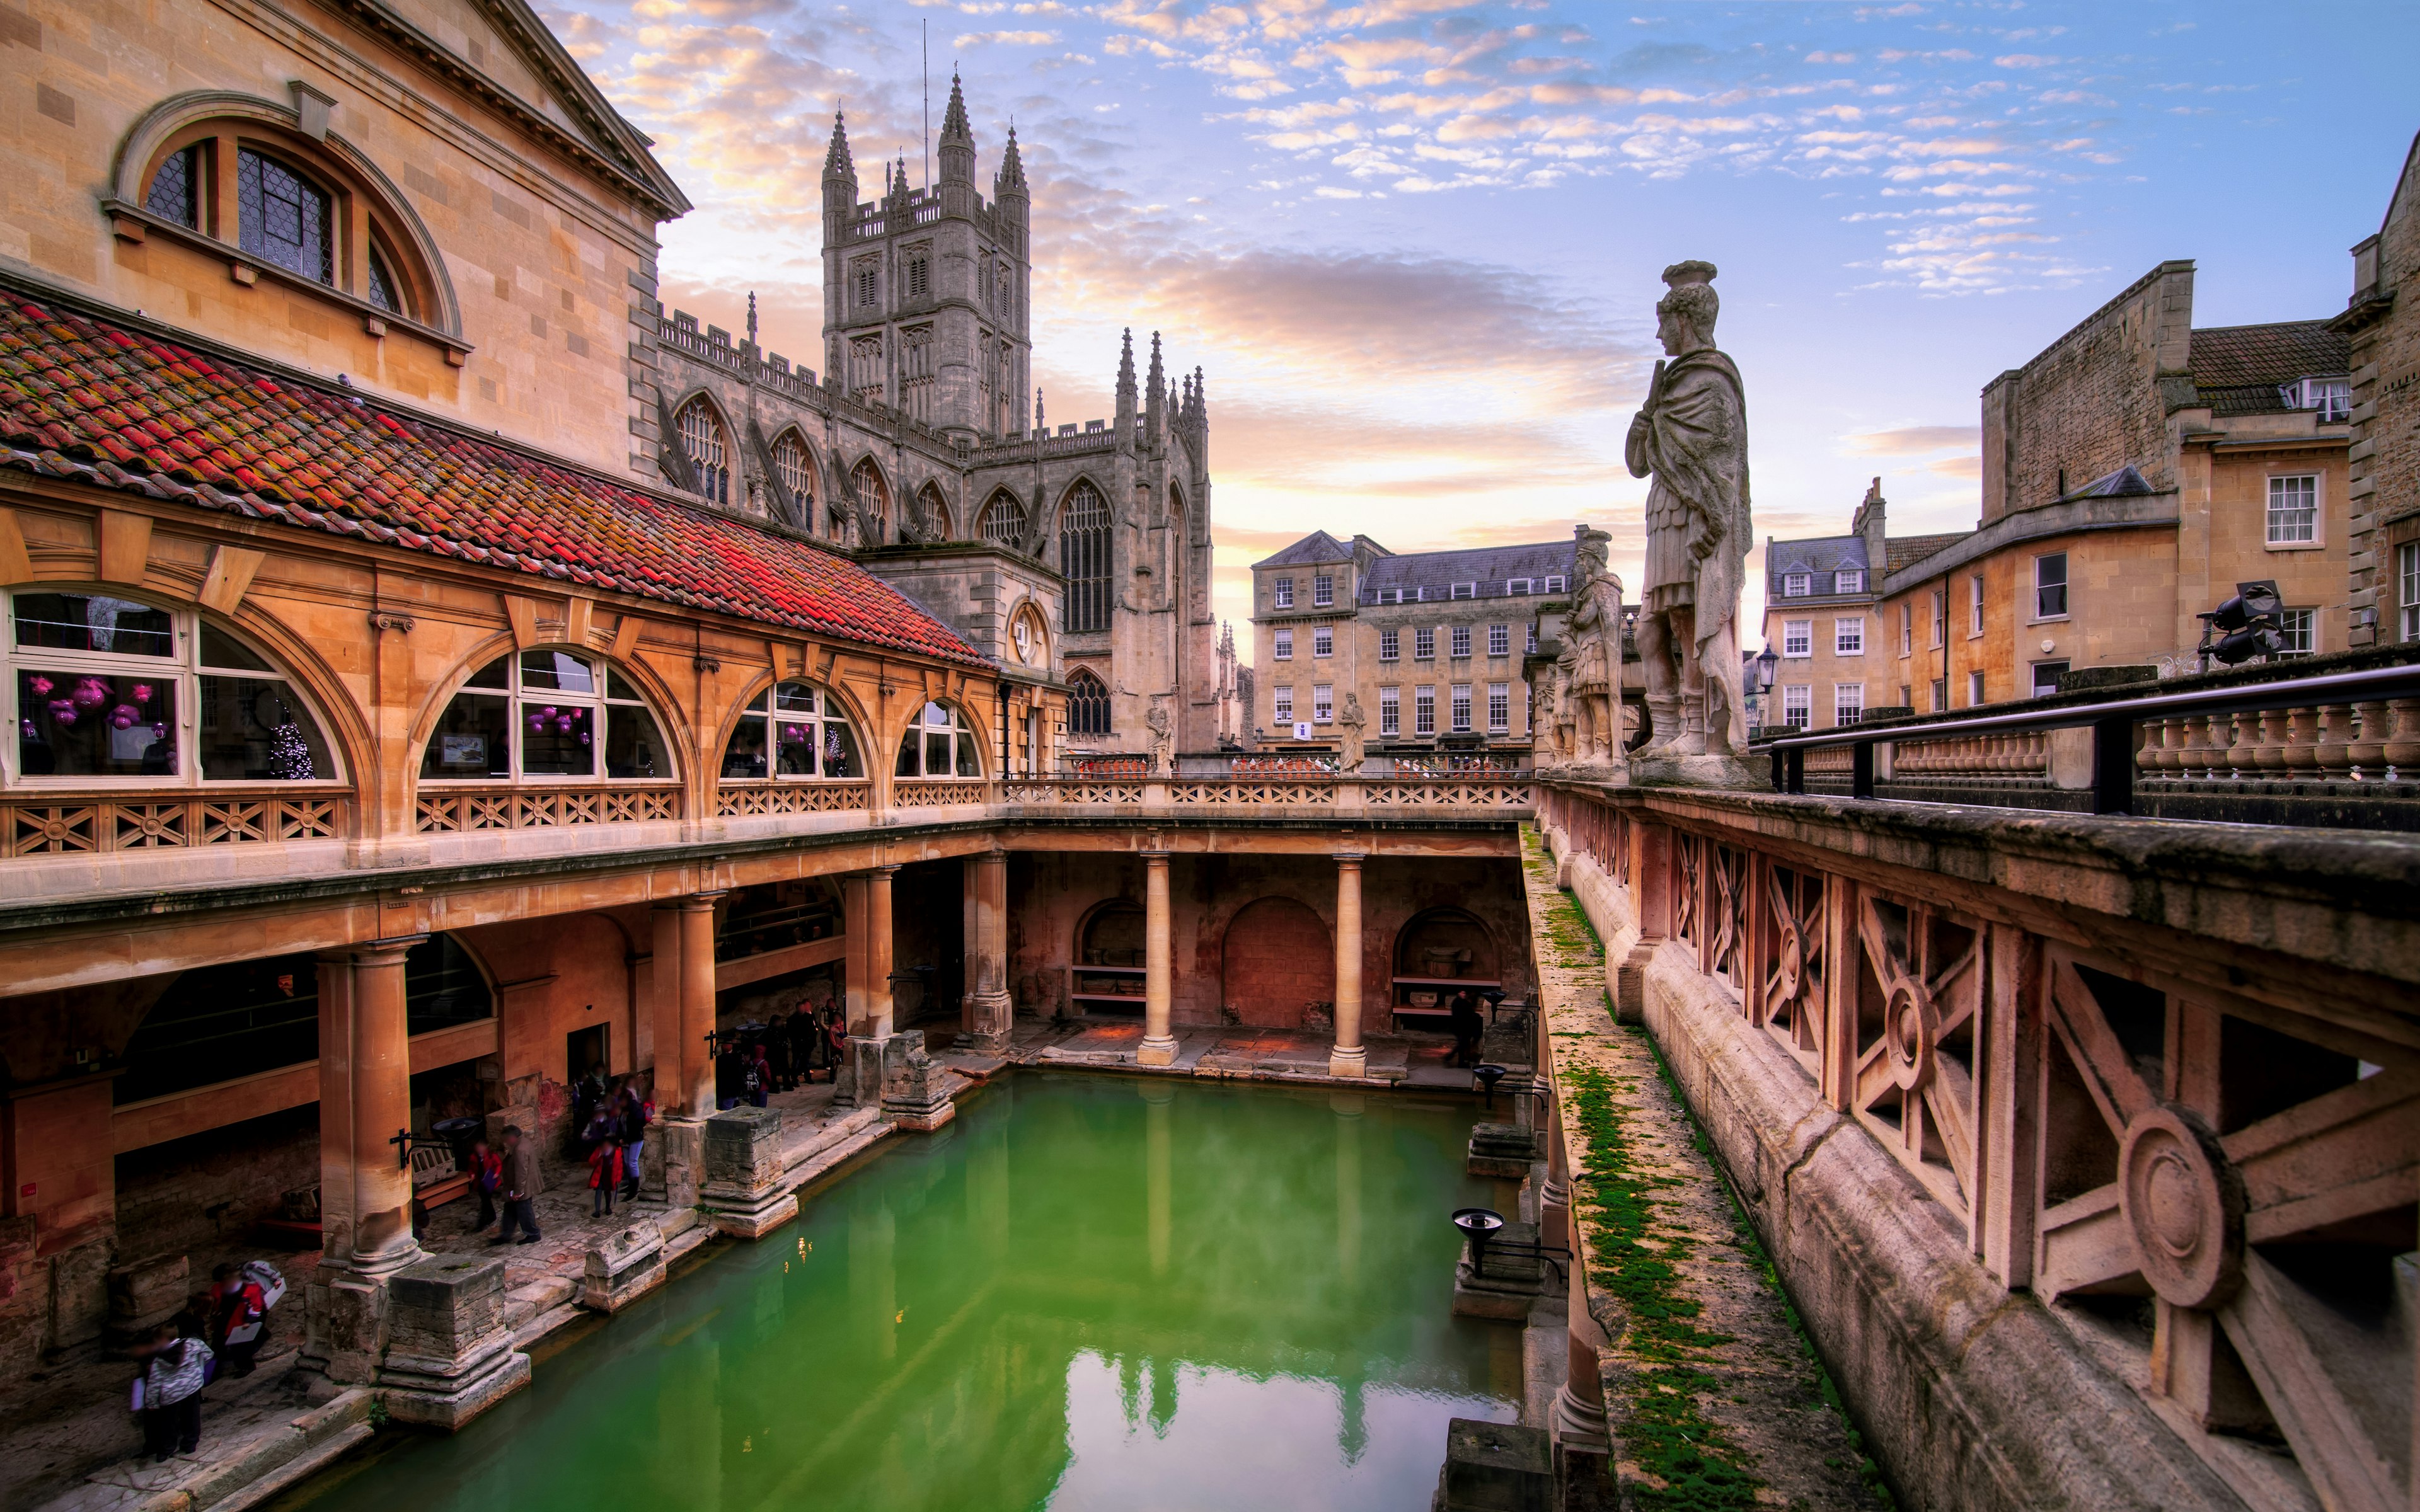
[2191,321,2348,416]
[1883,532,1972,573]
[0,289,989,668]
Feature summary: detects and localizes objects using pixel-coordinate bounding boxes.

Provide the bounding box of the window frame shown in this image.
[1414,627,1436,662]
[1834,682,1864,726]
[1414,685,1436,737]
[1311,626,1334,659]
[1273,685,1294,724]
[2400,541,2420,644]
[1969,573,1986,638]
[1312,574,1334,607]
[1486,682,1509,733]
[2266,473,2320,549]
[1449,683,1472,733]
[2032,553,2070,622]
[1834,617,1864,656]
[892,699,986,780]
[1273,578,1295,609]
[1782,572,1811,598]
[1378,686,1400,736]
[1065,668,1111,738]
[1968,670,1985,707]
[1450,624,1472,660]
[1059,481,1112,634]
[1312,683,1335,724]
[1378,628,1400,662]
[1836,568,1864,594]
[6,589,347,790]
[1273,628,1294,662]
[2030,660,2068,699]
[675,396,734,507]
[2275,607,2315,657]
[1780,685,1811,729]
[418,647,673,786]
[1487,623,1510,658]
[1782,620,1812,658]
[719,679,864,782]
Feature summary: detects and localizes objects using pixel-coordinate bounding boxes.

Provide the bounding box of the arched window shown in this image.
[7,589,338,784]
[894,700,983,779]
[914,483,952,540]
[979,490,1027,546]
[1059,481,1111,634]
[721,682,861,781]
[420,650,672,782]
[851,459,890,543]
[1066,668,1111,738]
[770,430,814,525]
[238,148,332,285]
[676,398,732,507]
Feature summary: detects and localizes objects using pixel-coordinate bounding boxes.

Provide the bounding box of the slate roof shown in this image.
[1358,540,1575,605]
[1883,532,1974,573]
[1766,534,1869,594]
[2058,464,2156,501]
[1254,530,1352,568]
[0,289,988,668]
[2192,321,2349,416]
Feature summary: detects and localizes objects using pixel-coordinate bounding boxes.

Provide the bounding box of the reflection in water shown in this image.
[267,1073,1517,1512]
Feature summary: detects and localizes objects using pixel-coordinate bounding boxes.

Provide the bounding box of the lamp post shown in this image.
[1753,645,1779,732]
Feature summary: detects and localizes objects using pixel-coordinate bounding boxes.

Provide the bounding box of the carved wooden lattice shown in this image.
[1707,844,1748,993]
[4,795,349,857]
[1672,833,1703,953]
[716,783,872,816]
[1059,783,1143,805]
[1851,891,1983,1220]
[1170,782,1336,806]
[1750,859,1826,1077]
[417,786,677,833]
[891,781,988,808]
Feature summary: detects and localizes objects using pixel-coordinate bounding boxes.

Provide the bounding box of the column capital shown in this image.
[867,863,902,879]
[674,891,725,913]
[1334,852,1366,866]
[320,936,425,965]
[1141,848,1172,862]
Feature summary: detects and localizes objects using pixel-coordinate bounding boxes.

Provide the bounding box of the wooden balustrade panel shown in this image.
[715,782,871,816]
[5,792,347,856]
[416,785,677,832]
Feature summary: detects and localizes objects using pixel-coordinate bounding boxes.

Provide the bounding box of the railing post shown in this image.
[1770,747,1785,793]
[2090,716,2136,815]
[1851,740,1875,801]
[1785,748,1805,795]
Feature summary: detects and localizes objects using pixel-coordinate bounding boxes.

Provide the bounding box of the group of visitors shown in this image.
[716,1003,846,1108]
[470,1124,545,1244]
[125,1259,289,1463]
[577,1082,653,1218]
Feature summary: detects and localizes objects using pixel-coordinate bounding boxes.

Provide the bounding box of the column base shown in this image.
[881,1033,959,1131]
[1552,1381,1611,1453]
[700,1106,797,1239]
[833,1035,889,1108]
[965,989,1015,1048]
[376,1254,529,1431]
[1136,1034,1179,1067]
[1328,1045,1368,1079]
[580,1222,667,1314]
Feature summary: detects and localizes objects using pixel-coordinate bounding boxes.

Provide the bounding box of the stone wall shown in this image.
[1980,261,2192,523]
[113,1104,318,1267]
[2344,131,2420,647]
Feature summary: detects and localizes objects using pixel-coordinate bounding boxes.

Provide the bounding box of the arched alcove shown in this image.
[1221,897,1333,1029]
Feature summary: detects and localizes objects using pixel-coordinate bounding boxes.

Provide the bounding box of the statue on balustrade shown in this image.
[1560,525,1626,771]
[1145,698,1173,773]
[1335,690,1367,772]
[1625,260,1755,781]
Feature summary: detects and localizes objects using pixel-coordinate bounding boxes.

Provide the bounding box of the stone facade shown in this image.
[2340,128,2420,648]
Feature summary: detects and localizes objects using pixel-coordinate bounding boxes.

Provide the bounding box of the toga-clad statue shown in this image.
[1560,526,1625,766]
[1627,260,1751,760]
[1335,690,1368,772]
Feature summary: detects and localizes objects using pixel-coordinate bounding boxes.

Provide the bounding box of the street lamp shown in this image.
[1753,645,1779,729]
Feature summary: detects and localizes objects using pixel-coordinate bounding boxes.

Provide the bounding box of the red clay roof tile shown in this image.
[0,290,989,669]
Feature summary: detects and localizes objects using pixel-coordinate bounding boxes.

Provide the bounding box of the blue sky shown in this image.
[541,0,2420,646]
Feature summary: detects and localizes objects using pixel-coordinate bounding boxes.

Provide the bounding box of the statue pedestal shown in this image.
[1540,760,1629,785]
[1628,751,1766,791]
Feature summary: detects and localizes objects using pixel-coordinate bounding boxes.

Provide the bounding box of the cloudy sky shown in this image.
[542,0,2419,648]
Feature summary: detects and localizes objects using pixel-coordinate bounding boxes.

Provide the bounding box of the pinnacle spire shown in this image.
[941,71,972,144]
[1117,328,1137,393]
[996,123,1027,193]
[822,110,855,181]
[1146,331,1165,399]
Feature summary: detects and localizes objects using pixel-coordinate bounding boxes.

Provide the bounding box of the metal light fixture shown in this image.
[1452,1206,1506,1274]
[1472,1062,1508,1109]
[2197,580,2285,670]
[1754,645,1779,695]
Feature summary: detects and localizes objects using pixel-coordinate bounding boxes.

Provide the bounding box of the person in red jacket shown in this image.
[585,1121,624,1218]
[207,1264,267,1378]
[468,1137,505,1234]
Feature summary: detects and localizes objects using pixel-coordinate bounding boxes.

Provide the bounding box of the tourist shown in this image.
[746,1042,771,1108]
[132,1320,211,1462]
[207,1263,267,1377]
[493,1126,543,1246]
[791,1006,823,1084]
[587,1124,623,1218]
[1448,988,1484,1068]
[767,1013,795,1091]
[468,1136,505,1233]
[618,1087,652,1201]
[824,1004,847,1081]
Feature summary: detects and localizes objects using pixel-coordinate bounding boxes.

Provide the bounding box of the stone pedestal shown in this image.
[657,1115,706,1211]
[580,1222,667,1314]
[834,1034,889,1109]
[699,1106,797,1239]
[881,1034,958,1132]
[964,990,1015,1054]
[1453,1218,1547,1319]
[301,1266,389,1387]
[1433,1418,1553,1512]
[376,1254,530,1429]
[1467,1122,1542,1180]
[1629,750,1766,791]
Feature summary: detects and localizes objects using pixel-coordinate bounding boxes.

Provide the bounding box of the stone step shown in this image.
[510,1302,582,1353]
[38,1390,372,1512]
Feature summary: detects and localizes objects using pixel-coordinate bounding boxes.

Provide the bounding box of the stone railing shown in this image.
[1889,730,2051,782]
[1000,775,1535,815]
[2138,696,2420,781]
[3,788,347,856]
[1535,780,2419,1512]
[715,782,871,818]
[415,784,681,832]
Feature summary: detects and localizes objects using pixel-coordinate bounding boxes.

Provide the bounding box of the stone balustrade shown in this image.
[2136,695,2420,782]
[1535,779,2419,1512]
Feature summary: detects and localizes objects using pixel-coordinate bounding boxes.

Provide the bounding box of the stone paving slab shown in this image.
[1521,826,1890,1511]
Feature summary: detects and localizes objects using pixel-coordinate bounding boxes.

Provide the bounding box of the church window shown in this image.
[853,259,879,308]
[421,650,670,782]
[1488,684,1510,733]
[365,245,401,313]
[1449,625,1471,660]
[899,324,936,425]
[238,148,333,285]
[1059,482,1112,634]
[850,459,890,541]
[1414,685,1435,736]
[979,490,1028,545]
[994,261,1013,317]
[1313,575,1334,607]
[1414,627,1434,661]
[1273,629,1293,661]
[907,254,930,299]
[675,398,731,505]
[1379,629,1398,662]
[721,680,860,781]
[146,145,199,227]
[913,482,951,539]
[894,700,984,779]
[1379,687,1399,736]
[1450,684,1472,733]
[1313,684,1334,724]
[771,430,814,525]
[848,333,884,403]
[8,590,340,785]
[1066,669,1111,737]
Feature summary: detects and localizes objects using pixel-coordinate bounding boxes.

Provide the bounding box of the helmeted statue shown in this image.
[1627,260,1751,762]
[1560,525,1625,767]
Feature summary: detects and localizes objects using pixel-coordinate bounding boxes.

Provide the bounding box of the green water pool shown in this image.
[279,1072,1521,1512]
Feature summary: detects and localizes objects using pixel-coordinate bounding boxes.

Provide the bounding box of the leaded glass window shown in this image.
[146,146,199,228]
[677,398,730,506]
[1059,482,1111,634]
[237,148,333,284]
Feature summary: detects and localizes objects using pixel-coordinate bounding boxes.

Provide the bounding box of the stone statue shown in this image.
[1531,671,1561,762]
[1563,525,1625,767]
[1335,690,1367,772]
[1626,260,1751,764]
[1145,699,1173,773]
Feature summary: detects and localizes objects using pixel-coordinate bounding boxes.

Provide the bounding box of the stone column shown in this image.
[964,849,1014,1051]
[838,866,898,1106]
[1138,850,1177,1066]
[1330,854,1366,1079]
[678,895,721,1116]
[650,903,685,1111]
[1552,1259,1613,1462]
[867,865,897,1036]
[320,938,422,1276]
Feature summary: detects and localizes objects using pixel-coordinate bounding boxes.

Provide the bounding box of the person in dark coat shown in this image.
[790,1007,822,1083]
[1448,988,1485,1068]
[493,1126,543,1246]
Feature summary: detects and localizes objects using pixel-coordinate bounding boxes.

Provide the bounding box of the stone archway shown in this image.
[1219,897,1333,1029]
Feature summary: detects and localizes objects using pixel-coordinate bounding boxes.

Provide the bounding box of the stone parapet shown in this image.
[581,1221,667,1314]
[699,1106,798,1239]
[376,1254,529,1430]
